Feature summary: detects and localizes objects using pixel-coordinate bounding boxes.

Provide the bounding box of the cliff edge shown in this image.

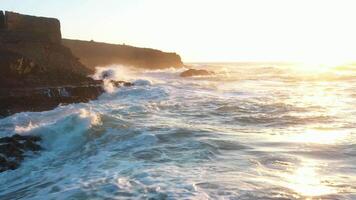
[62,39,183,69]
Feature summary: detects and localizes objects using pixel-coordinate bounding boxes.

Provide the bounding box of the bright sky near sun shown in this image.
[2,0,356,63]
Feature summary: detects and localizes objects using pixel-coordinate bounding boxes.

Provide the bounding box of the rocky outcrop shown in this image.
[0,84,104,117]
[0,80,132,117]
[0,134,42,172]
[62,39,183,70]
[180,69,215,77]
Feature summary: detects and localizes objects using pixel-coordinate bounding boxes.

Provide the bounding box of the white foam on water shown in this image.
[14,121,40,134]
[1,63,356,199]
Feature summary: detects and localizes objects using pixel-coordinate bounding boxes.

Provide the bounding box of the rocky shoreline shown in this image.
[0,11,165,172]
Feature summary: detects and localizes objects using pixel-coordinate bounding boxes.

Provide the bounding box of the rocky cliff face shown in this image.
[0,11,104,117]
[3,11,61,43]
[0,11,4,29]
[62,39,183,70]
[0,11,93,88]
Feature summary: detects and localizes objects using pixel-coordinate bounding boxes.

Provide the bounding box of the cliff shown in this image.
[0,11,105,117]
[0,11,94,88]
[1,11,61,43]
[62,39,183,69]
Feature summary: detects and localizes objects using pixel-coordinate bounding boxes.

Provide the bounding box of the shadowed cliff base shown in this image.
[62,39,183,70]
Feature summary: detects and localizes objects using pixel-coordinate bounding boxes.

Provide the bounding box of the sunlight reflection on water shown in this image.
[286,129,349,144]
[286,162,336,197]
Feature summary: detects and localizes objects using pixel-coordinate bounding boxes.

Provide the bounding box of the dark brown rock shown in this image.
[180,69,215,77]
[0,155,18,171]
[0,134,41,172]
[4,11,61,44]
[0,11,4,30]
[0,85,104,117]
[0,81,134,117]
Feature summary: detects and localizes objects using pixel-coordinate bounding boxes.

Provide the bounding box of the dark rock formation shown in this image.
[0,81,134,117]
[62,39,183,70]
[0,134,41,172]
[0,11,4,29]
[180,69,215,77]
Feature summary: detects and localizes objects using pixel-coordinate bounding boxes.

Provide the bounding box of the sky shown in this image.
[2,0,356,63]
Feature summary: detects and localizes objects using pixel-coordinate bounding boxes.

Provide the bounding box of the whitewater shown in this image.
[0,63,356,199]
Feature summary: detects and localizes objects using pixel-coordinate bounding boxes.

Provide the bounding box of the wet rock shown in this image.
[101,69,115,79]
[0,134,41,172]
[0,81,134,117]
[180,69,214,77]
[110,80,134,87]
[0,85,103,117]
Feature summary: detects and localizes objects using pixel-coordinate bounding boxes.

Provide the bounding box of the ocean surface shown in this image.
[0,63,356,199]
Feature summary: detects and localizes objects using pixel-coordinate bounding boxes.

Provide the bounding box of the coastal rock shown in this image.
[180,69,214,77]
[62,39,183,70]
[0,134,41,172]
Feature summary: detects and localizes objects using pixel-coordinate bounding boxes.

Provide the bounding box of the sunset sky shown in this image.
[3,0,356,63]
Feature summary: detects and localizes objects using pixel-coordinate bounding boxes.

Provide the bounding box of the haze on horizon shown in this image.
[3,0,356,64]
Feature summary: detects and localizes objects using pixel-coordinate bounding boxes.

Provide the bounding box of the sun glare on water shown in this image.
[287,129,349,144]
[286,162,336,197]
[300,65,334,74]
[295,60,346,74]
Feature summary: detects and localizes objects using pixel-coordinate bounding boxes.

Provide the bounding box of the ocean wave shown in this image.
[1,63,356,199]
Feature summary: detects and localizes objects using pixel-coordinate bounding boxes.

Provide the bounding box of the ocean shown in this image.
[0,63,355,199]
